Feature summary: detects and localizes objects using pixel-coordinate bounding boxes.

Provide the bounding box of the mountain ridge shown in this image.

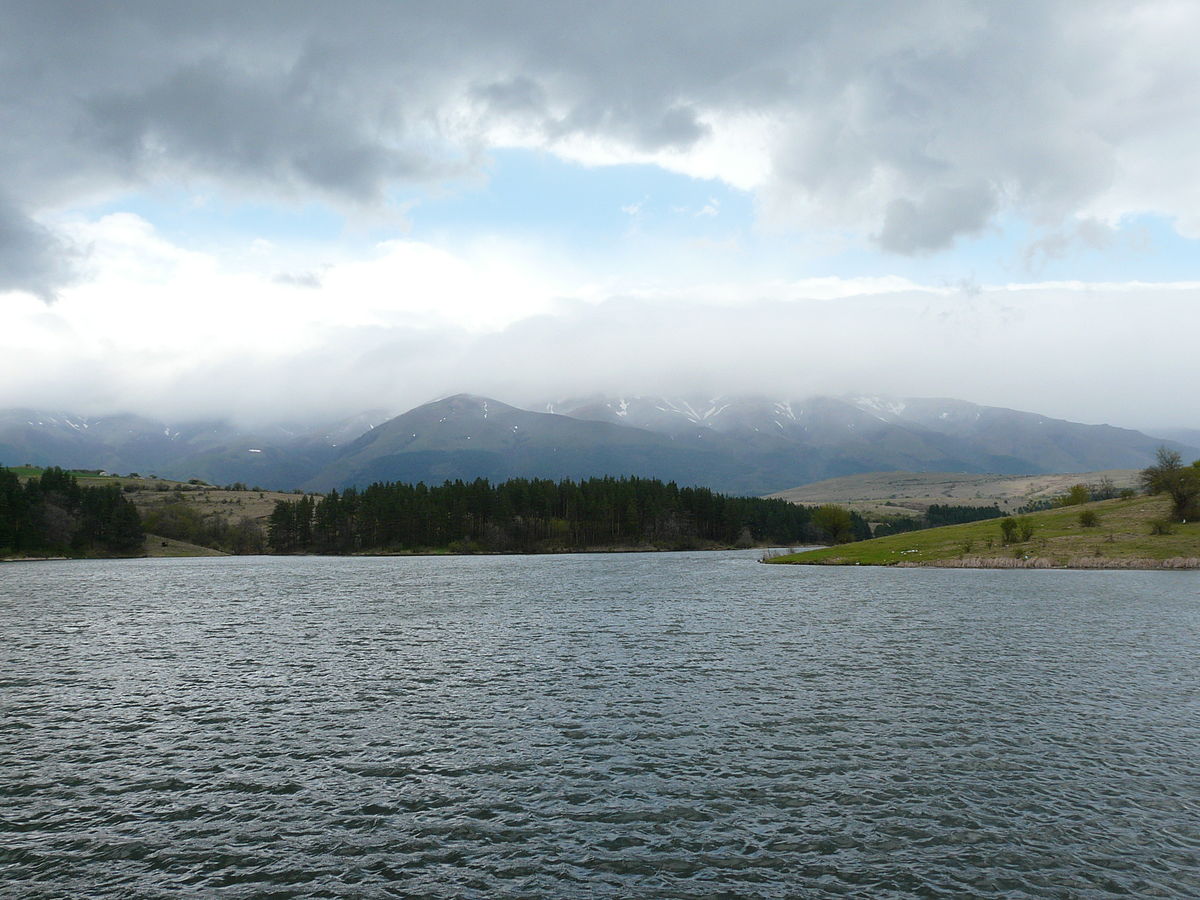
[1,394,1195,495]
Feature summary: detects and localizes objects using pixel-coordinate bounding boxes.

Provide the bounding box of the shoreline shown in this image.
[777,555,1200,570]
[3,544,792,563]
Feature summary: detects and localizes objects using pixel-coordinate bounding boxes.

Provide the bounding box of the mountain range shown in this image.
[2,395,1195,497]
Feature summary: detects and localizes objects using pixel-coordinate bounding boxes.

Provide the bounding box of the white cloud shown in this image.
[1,214,1195,427]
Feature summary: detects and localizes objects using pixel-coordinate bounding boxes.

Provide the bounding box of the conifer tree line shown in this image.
[0,467,144,555]
[267,476,870,554]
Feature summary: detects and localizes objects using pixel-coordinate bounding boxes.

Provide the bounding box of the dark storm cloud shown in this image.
[877,182,998,255]
[2,1,1198,296]
[0,196,81,301]
[85,61,439,201]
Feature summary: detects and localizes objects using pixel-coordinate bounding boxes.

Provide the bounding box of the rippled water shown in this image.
[2,553,1199,897]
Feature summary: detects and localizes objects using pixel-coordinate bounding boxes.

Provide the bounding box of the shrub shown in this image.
[1092,477,1117,500]
[1078,510,1100,528]
[1141,447,1200,521]
[999,517,1017,544]
[1149,519,1175,535]
[1059,484,1090,506]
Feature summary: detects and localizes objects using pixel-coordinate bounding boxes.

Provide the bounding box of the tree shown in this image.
[999,517,1017,544]
[1093,477,1117,500]
[811,504,855,544]
[1059,484,1090,506]
[1016,517,1035,542]
[0,466,142,555]
[267,501,297,552]
[1140,446,1200,521]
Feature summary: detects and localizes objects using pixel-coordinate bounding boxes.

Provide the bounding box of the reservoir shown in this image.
[2,552,1198,897]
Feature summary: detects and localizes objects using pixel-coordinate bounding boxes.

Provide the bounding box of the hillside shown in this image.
[304,394,1198,495]
[767,469,1141,517]
[4,395,1195,496]
[765,495,1200,569]
[5,467,299,558]
[303,394,730,492]
[0,409,388,491]
[549,394,1196,476]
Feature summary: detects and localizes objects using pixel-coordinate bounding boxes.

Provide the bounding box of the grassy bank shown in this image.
[766,494,1200,569]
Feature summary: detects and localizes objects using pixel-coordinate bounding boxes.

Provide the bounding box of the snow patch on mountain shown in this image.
[851,396,909,421]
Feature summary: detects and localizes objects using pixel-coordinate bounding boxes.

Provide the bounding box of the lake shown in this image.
[2,552,1198,897]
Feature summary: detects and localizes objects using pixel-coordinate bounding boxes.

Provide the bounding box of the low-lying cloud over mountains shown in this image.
[7,280,1200,432]
[4,393,1194,497]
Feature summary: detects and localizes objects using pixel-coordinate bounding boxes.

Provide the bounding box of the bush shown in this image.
[1016,517,1035,541]
[1078,510,1100,528]
[1149,519,1176,535]
[1141,447,1200,522]
[999,517,1017,544]
[1092,477,1117,500]
[812,504,856,544]
[1059,484,1090,506]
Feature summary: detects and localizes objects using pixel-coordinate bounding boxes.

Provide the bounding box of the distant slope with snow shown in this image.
[546,393,1198,485]
[4,394,1193,495]
[0,408,392,489]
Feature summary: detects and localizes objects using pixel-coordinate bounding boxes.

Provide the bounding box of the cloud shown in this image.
[84,58,452,202]
[876,182,998,254]
[273,271,323,289]
[1022,217,1118,271]
[0,196,82,301]
[1,0,1200,300]
[1,212,1196,428]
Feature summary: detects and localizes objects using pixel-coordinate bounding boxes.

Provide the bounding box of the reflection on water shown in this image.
[2,553,1198,897]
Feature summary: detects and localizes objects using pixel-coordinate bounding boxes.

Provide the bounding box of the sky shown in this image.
[2,0,1199,430]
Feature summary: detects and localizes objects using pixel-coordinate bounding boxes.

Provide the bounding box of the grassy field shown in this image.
[13,466,299,521]
[8,465,151,486]
[141,535,229,557]
[766,494,1200,568]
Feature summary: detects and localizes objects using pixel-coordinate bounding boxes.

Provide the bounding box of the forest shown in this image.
[266,476,871,554]
[0,466,144,556]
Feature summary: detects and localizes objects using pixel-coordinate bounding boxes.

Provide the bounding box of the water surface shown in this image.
[2,553,1198,897]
